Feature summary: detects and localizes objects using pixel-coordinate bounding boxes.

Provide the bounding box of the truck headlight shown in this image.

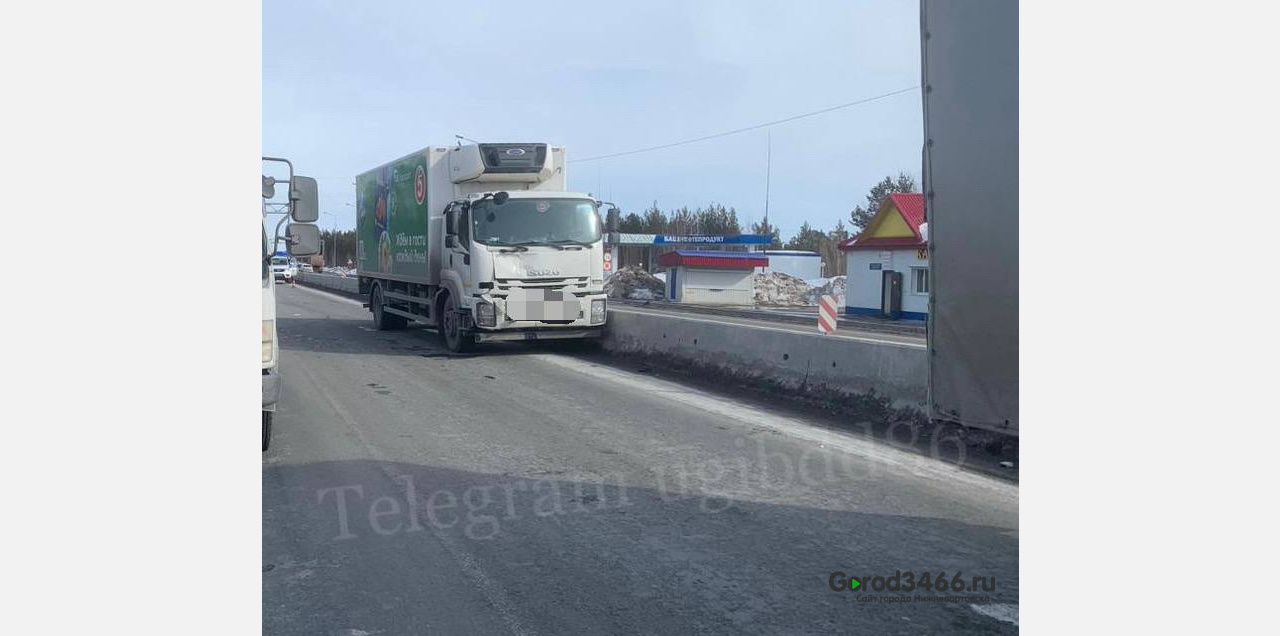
[475,301,496,328]
[262,319,275,364]
[590,298,606,324]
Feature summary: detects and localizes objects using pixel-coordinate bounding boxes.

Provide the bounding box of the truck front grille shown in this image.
[495,277,588,291]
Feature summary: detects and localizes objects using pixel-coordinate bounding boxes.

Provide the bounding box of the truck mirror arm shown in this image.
[270,212,290,256]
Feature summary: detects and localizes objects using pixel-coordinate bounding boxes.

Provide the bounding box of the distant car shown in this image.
[271,256,297,282]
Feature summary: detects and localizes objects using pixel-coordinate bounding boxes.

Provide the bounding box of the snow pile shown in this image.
[754,271,813,306]
[606,265,666,300]
[806,276,847,306]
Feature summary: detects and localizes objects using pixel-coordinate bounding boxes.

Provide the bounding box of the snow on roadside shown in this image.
[754,271,813,306]
[806,275,846,306]
[605,265,666,300]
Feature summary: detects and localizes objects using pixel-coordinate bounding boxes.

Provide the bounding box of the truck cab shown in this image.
[357,143,617,353]
[438,190,607,349]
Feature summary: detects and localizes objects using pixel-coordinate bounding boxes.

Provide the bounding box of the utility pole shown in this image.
[762,131,771,251]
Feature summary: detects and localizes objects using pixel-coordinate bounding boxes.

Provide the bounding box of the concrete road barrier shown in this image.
[292,273,926,406]
[602,308,928,407]
[296,271,360,295]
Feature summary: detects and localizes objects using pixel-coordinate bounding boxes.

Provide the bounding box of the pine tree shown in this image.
[849,172,917,232]
[641,202,666,233]
[751,219,783,249]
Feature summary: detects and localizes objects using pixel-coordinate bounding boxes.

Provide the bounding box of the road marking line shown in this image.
[289,283,365,307]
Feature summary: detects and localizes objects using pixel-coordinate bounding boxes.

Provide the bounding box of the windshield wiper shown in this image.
[506,241,566,250]
[545,239,593,247]
[496,244,529,253]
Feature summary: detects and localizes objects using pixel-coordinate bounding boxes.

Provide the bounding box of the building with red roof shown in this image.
[656,250,760,305]
[838,193,930,320]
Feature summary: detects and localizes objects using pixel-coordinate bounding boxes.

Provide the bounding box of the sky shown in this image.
[263,0,923,239]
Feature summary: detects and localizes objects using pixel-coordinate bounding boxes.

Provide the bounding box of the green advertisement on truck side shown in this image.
[356,151,431,280]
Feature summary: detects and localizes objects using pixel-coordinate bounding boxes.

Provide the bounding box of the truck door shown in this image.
[444,201,471,283]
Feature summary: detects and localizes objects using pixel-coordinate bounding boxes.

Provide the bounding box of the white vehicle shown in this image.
[356,143,620,353]
[270,256,297,282]
[263,157,322,451]
[262,228,281,450]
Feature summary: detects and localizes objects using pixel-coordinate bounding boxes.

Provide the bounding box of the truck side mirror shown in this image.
[445,235,458,248]
[286,223,322,256]
[290,176,319,223]
[606,207,620,233]
[445,208,459,236]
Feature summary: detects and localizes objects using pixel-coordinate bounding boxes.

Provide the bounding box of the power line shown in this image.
[289,85,917,178]
[570,86,919,164]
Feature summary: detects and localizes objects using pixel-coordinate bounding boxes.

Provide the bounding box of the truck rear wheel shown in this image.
[371,285,407,331]
[439,292,474,353]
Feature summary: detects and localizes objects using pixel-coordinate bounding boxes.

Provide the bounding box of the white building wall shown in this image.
[843,247,929,319]
[671,266,754,305]
[845,251,883,312]
[757,252,822,280]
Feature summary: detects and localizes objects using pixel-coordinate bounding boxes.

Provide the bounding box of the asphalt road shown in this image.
[263,285,1019,634]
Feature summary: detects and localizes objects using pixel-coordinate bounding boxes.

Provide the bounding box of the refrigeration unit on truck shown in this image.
[921,0,1018,435]
[356,143,619,353]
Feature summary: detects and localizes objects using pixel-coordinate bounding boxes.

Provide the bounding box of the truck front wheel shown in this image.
[439,292,474,353]
[371,285,407,331]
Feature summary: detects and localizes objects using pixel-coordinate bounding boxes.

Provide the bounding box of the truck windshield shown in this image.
[471,198,601,247]
[272,257,289,266]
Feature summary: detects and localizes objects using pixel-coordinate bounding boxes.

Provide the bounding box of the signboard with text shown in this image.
[615,233,773,246]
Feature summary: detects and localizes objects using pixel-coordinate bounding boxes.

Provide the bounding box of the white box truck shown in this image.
[356,143,617,352]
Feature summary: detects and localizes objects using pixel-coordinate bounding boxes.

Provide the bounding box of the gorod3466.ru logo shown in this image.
[829,570,996,594]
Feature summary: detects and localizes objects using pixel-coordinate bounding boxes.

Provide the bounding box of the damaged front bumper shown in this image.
[470,292,607,339]
[473,327,603,342]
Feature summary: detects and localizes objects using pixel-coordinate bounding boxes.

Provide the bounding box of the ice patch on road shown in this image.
[970,603,1018,626]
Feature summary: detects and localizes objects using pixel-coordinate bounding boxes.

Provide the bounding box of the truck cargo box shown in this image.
[922,0,1019,434]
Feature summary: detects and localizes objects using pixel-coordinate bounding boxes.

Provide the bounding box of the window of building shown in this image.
[912,267,929,294]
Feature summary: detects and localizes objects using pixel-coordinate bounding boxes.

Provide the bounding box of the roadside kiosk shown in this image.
[657,250,768,306]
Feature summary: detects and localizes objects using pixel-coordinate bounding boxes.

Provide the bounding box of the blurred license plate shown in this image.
[506,289,580,321]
